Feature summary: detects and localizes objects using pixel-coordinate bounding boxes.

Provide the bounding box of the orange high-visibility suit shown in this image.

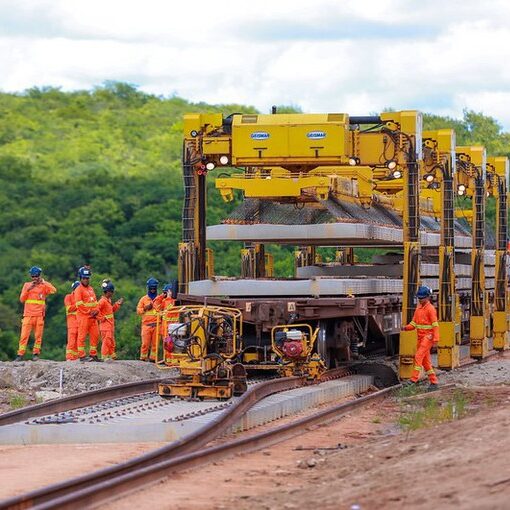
[74,284,99,358]
[64,293,78,360]
[161,297,179,338]
[98,296,121,359]
[161,297,179,362]
[136,294,164,361]
[404,300,440,384]
[18,279,57,356]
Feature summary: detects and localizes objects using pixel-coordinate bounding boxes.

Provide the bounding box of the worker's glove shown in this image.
[144,303,153,311]
[116,298,124,305]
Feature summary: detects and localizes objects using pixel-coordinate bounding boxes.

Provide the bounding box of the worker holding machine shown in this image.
[137,277,164,361]
[403,286,439,388]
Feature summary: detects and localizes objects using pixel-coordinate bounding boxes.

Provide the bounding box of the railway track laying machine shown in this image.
[158,109,510,399]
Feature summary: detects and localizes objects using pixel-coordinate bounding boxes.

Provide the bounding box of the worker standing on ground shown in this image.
[403,286,439,388]
[64,281,80,361]
[98,280,123,360]
[74,266,101,362]
[15,266,57,361]
[136,278,164,362]
[161,283,179,362]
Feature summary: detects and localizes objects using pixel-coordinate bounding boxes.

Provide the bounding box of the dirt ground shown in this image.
[0,353,508,508]
[0,443,160,499]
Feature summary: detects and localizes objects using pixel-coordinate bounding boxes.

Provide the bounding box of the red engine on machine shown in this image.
[276,329,306,359]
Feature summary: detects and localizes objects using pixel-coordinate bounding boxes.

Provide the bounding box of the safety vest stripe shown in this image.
[415,324,434,330]
[410,321,417,327]
[426,369,435,374]
[104,314,114,319]
[414,365,422,371]
[84,302,98,307]
[26,299,45,305]
[431,321,439,327]
[144,310,158,316]
[66,311,77,316]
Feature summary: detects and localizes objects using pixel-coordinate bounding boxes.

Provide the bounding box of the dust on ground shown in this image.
[0,360,168,413]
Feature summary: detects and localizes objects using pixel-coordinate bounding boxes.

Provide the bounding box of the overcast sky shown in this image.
[1,0,510,128]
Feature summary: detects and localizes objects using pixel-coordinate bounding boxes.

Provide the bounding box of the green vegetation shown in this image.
[398,390,469,431]
[0,82,509,360]
[9,393,27,409]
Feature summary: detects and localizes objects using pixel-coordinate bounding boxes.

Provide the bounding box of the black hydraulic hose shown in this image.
[349,116,382,124]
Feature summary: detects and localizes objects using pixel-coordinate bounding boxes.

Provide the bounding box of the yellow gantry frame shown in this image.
[421,130,460,369]
[487,156,510,351]
[456,146,489,359]
[182,111,421,379]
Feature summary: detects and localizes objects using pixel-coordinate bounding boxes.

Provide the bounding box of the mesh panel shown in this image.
[222,197,483,243]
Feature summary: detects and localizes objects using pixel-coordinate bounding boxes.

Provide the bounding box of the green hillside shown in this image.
[0,82,508,360]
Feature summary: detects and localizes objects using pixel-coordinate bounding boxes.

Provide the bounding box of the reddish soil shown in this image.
[0,443,160,499]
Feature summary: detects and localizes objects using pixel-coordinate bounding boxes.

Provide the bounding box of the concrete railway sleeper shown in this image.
[0,378,169,427]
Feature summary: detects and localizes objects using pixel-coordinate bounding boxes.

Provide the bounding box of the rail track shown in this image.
[0,367,371,510]
[0,378,170,427]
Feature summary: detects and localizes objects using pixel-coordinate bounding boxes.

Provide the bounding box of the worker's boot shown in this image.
[427,383,439,392]
[91,355,102,362]
[32,354,40,361]
[14,355,24,362]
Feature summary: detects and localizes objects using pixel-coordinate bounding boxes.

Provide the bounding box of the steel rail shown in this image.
[30,383,400,510]
[0,368,350,509]
[0,378,169,427]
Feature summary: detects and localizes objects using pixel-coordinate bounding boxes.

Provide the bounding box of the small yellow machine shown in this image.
[158,306,247,399]
[271,324,325,378]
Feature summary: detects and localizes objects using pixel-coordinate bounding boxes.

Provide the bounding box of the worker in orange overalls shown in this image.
[161,283,179,363]
[64,281,80,361]
[98,280,123,360]
[73,266,101,362]
[136,277,164,362]
[403,285,439,389]
[14,266,57,361]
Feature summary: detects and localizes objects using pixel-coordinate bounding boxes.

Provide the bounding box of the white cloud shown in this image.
[1,0,510,129]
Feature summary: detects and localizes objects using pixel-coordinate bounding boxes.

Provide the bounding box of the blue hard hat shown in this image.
[416,285,432,299]
[78,266,92,279]
[29,266,42,276]
[163,284,172,292]
[146,277,159,288]
[71,281,80,291]
[102,281,115,292]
